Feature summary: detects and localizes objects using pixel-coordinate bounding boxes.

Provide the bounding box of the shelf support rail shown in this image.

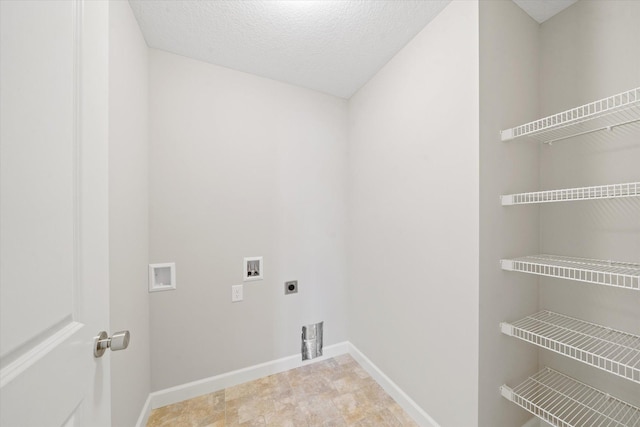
[543,117,640,144]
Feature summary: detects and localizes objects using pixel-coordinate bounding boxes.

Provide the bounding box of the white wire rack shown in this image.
[501,367,640,427]
[501,182,640,206]
[500,311,640,383]
[501,255,640,291]
[500,87,640,143]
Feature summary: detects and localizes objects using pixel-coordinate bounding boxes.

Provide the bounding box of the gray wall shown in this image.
[347,2,479,425]
[108,1,151,426]
[148,49,349,391]
[538,0,640,407]
[478,2,540,426]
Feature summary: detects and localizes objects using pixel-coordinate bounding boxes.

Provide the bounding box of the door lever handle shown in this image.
[94,330,130,358]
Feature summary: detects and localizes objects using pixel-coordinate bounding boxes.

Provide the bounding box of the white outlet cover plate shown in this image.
[232,284,243,302]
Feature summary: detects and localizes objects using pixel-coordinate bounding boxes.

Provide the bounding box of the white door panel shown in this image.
[0,1,110,426]
[0,0,76,366]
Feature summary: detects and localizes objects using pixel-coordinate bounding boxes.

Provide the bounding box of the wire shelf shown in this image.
[500,87,640,143]
[501,311,640,383]
[501,255,640,291]
[501,182,640,206]
[501,367,640,427]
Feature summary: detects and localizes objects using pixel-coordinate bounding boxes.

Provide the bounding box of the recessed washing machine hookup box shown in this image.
[243,256,263,282]
[149,262,176,292]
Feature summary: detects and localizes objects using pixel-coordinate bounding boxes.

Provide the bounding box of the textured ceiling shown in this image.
[128,0,580,98]
[512,0,578,24]
[128,0,450,99]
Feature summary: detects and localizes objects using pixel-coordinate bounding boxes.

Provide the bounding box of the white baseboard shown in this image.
[134,394,152,427]
[144,341,349,415]
[347,343,439,427]
[136,341,439,427]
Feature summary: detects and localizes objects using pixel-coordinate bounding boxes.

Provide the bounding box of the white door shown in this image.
[0,1,111,426]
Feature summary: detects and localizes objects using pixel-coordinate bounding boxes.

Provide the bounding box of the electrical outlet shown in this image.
[232,284,243,302]
[284,280,298,295]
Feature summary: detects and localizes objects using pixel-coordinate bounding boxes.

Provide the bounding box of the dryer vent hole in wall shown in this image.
[301,321,323,361]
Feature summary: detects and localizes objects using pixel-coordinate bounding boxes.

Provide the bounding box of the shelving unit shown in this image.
[500,87,640,143]
[500,84,640,425]
[500,255,640,291]
[501,311,640,383]
[501,368,640,427]
[501,182,640,206]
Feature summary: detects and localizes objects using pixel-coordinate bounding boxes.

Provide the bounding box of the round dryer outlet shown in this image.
[284,280,298,295]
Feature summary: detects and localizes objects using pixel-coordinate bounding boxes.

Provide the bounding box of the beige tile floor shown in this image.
[147,354,419,427]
